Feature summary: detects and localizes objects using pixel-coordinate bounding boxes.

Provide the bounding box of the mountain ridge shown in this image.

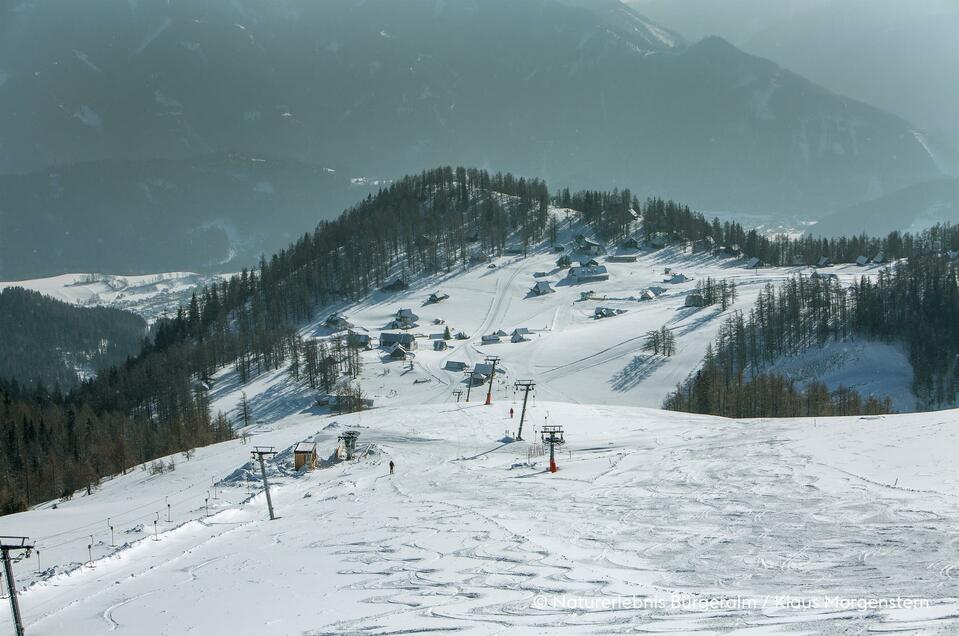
[0,0,943,279]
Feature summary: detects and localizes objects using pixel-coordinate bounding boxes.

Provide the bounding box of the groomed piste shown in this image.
[1,401,957,634]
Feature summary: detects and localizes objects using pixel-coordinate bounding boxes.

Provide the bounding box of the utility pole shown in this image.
[1,535,34,636]
[484,356,500,406]
[541,425,565,473]
[514,380,535,440]
[464,369,474,402]
[452,390,463,403]
[251,446,277,521]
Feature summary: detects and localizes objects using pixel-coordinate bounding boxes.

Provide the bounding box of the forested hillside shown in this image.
[0,287,146,389]
[665,254,959,417]
[627,194,959,265]
[0,168,547,513]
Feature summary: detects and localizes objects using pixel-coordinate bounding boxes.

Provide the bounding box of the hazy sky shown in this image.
[630,0,959,133]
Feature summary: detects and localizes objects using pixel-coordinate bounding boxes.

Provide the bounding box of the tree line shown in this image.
[693,277,738,310]
[0,287,146,390]
[664,253,959,417]
[575,192,958,266]
[0,167,549,514]
[0,375,233,514]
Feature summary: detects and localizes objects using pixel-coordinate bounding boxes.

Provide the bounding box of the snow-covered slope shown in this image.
[3,237,954,633]
[0,272,229,323]
[1,401,956,634]
[765,340,917,412]
[2,235,913,405]
[281,239,907,411]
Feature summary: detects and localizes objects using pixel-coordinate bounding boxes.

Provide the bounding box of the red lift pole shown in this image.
[541,425,565,473]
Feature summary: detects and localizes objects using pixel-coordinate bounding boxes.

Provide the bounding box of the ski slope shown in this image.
[1,236,912,410]
[286,241,911,412]
[1,402,957,635]
[3,239,950,634]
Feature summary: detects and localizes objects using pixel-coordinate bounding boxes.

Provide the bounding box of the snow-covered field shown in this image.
[4,240,953,634]
[1,402,957,635]
[0,272,229,323]
[285,242,909,411]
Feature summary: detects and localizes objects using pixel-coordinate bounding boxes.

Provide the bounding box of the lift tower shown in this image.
[483,356,501,405]
[251,446,278,520]
[541,425,565,473]
[1,535,34,636]
[513,380,535,440]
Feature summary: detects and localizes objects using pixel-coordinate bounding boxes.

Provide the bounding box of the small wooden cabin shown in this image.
[293,442,318,471]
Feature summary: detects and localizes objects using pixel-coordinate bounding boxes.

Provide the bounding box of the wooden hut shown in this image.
[293,442,318,471]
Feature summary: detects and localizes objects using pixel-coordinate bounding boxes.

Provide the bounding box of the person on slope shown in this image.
[509,407,514,419]
[389,460,395,475]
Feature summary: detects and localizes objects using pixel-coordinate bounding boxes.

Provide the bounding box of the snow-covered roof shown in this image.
[575,235,602,247]
[568,265,609,278]
[532,280,555,293]
[387,343,411,357]
[294,442,317,454]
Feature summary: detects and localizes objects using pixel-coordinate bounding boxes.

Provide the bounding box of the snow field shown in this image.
[1,402,957,634]
[297,243,906,411]
[1,236,948,634]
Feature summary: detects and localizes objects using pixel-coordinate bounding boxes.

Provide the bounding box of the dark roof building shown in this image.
[387,343,412,360]
[324,313,353,331]
[380,332,417,349]
[531,280,555,295]
[567,265,609,282]
[346,331,372,348]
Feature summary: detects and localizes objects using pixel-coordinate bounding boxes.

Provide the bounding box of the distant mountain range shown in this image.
[630,0,959,139]
[0,0,948,277]
[814,177,959,237]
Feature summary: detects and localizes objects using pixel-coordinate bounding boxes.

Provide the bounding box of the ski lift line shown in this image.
[34,473,236,546]
[33,494,170,544]
[41,479,259,552]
